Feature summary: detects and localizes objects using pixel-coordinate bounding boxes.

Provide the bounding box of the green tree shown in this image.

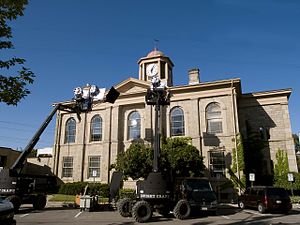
[230,133,246,190]
[113,143,153,180]
[272,149,300,190]
[161,137,204,177]
[113,137,205,180]
[293,134,300,171]
[274,149,289,177]
[0,0,35,105]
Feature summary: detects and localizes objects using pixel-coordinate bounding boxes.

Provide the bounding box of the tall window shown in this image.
[62,156,73,178]
[88,156,101,178]
[65,118,76,143]
[128,111,141,140]
[90,115,102,141]
[206,102,223,134]
[208,151,226,178]
[170,107,185,136]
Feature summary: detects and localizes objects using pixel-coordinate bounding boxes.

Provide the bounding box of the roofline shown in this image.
[242,88,292,99]
[170,78,241,92]
[114,77,150,89]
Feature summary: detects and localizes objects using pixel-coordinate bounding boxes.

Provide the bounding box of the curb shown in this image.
[46,201,76,208]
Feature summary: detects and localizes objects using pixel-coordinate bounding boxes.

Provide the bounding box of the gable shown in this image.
[115,77,150,95]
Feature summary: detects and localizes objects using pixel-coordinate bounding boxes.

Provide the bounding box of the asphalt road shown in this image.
[14,204,300,225]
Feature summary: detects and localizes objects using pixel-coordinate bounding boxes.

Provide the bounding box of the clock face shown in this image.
[146,63,158,77]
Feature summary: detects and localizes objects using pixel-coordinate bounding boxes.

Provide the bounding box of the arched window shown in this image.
[127,111,141,140]
[90,115,102,141]
[206,102,223,134]
[65,118,76,143]
[170,107,185,136]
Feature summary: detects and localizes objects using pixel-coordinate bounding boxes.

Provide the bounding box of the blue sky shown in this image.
[1,0,300,149]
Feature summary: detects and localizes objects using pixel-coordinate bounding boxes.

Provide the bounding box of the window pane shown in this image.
[206,103,222,134]
[91,116,102,141]
[128,111,141,140]
[88,156,101,178]
[65,118,76,143]
[208,120,223,134]
[209,151,225,178]
[171,107,185,136]
[62,157,73,178]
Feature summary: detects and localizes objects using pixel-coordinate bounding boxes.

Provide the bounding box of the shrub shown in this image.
[290,196,300,204]
[58,182,109,197]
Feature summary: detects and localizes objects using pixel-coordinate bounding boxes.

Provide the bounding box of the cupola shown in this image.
[138,49,174,87]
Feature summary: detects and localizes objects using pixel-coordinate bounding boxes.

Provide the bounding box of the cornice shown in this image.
[241,88,292,99]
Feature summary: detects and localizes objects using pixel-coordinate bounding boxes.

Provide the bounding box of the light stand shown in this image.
[73,84,119,111]
[145,76,170,172]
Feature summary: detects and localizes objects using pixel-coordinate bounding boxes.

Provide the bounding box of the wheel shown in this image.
[6,195,21,212]
[238,201,245,209]
[117,198,132,217]
[173,199,191,220]
[257,203,265,213]
[33,194,47,210]
[132,200,152,223]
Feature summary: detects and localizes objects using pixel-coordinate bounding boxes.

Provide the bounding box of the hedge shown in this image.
[58,182,109,197]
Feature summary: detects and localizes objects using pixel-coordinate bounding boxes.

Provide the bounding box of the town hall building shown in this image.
[51,49,298,200]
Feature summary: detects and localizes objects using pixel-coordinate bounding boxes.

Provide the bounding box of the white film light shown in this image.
[73,87,83,100]
[90,85,100,96]
[73,84,119,111]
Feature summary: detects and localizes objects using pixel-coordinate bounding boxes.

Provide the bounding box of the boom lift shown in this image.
[117,76,217,222]
[0,85,119,211]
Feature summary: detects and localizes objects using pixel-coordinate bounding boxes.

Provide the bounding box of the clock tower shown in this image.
[138,49,174,87]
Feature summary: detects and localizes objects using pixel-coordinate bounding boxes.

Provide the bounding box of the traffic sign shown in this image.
[249,173,255,182]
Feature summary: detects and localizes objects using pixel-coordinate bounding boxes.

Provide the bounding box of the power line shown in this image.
[0,125,55,134]
[0,120,37,128]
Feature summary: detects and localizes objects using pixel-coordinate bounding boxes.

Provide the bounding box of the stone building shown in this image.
[0,147,21,169]
[52,49,298,199]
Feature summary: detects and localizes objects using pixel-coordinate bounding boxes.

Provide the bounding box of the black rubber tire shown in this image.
[6,195,21,212]
[33,194,47,210]
[132,200,152,223]
[173,199,191,220]
[257,203,266,213]
[117,198,132,217]
[238,201,245,209]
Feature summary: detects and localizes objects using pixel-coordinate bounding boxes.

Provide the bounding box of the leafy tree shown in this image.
[231,133,245,173]
[273,149,300,190]
[113,143,153,180]
[113,137,205,180]
[0,0,35,105]
[230,133,246,190]
[274,149,289,177]
[293,134,300,171]
[161,137,204,177]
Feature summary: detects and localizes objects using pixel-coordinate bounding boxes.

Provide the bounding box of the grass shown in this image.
[48,194,75,202]
[48,194,109,203]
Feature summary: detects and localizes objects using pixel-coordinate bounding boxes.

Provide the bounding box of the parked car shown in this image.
[238,186,292,213]
[0,197,15,225]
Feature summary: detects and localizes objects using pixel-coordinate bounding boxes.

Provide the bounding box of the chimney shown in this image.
[188,68,200,85]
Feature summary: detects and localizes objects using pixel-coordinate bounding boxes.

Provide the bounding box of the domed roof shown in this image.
[147,49,165,57]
